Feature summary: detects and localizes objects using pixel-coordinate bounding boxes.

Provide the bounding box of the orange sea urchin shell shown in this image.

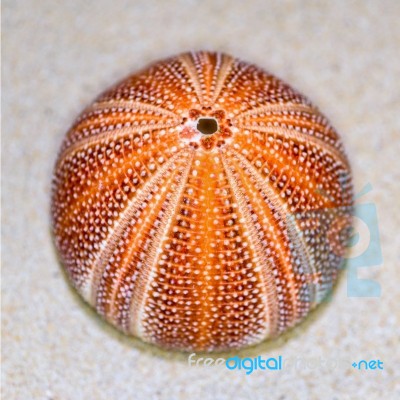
[51,51,353,352]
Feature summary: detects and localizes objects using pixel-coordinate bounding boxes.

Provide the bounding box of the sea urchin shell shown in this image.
[51,51,353,352]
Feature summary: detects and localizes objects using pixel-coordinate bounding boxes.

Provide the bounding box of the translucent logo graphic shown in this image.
[345,184,382,297]
[285,182,382,301]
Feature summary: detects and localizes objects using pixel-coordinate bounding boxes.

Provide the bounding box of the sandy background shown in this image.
[2,0,400,399]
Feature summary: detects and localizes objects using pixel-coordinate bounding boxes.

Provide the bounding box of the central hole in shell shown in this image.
[196,118,218,135]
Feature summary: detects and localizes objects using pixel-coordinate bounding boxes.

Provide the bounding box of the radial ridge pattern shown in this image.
[51,51,353,352]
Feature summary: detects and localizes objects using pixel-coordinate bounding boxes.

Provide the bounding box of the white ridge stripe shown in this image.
[57,122,179,167]
[88,100,181,119]
[220,152,276,340]
[229,149,318,320]
[85,150,186,304]
[210,54,234,105]
[107,170,180,323]
[234,124,350,168]
[231,147,320,308]
[234,102,318,119]
[130,151,194,337]
[179,53,205,106]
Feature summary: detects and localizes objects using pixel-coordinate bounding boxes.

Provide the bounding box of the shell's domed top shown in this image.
[52,51,353,352]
